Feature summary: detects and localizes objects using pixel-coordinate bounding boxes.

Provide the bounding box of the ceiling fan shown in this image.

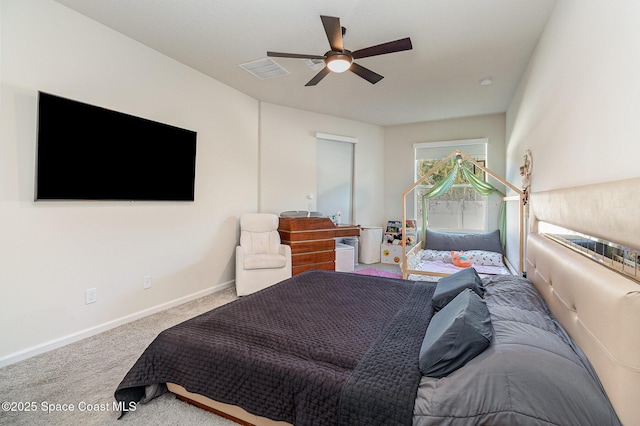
[267,15,413,86]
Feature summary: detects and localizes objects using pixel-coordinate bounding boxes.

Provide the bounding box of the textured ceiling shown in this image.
[54,0,557,126]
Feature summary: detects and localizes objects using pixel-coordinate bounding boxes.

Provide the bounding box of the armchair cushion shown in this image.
[240,214,282,255]
[243,253,287,270]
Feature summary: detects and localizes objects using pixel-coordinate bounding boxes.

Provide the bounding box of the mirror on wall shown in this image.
[539,222,640,283]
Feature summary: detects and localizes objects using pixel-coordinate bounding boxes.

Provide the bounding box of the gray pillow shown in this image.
[419,289,493,378]
[432,267,484,311]
[425,229,503,254]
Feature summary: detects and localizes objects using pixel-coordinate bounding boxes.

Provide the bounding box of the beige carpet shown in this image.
[0,288,240,426]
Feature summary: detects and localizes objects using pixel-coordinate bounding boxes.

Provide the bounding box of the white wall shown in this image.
[0,0,259,364]
[507,0,640,189]
[506,0,640,255]
[259,102,385,227]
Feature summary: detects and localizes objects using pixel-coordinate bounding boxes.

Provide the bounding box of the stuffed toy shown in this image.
[451,251,472,268]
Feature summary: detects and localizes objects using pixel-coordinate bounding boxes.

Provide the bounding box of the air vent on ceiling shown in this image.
[304,58,325,71]
[239,58,289,80]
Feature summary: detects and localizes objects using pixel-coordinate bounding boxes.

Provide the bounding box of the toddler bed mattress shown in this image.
[408,249,510,281]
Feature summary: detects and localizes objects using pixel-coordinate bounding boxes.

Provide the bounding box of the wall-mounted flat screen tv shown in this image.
[36,92,197,201]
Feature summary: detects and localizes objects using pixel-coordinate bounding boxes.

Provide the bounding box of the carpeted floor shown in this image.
[0,288,239,426]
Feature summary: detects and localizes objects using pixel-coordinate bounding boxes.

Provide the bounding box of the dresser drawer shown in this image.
[292,261,335,275]
[286,239,335,254]
[293,250,335,265]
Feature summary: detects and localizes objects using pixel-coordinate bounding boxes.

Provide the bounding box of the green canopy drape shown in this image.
[421,162,506,248]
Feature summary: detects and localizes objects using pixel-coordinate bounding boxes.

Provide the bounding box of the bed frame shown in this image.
[169,177,640,426]
[526,177,640,426]
[167,383,291,426]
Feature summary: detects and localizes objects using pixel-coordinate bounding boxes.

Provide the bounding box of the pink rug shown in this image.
[353,268,403,279]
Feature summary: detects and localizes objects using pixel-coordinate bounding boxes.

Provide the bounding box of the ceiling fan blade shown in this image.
[350,62,384,84]
[320,15,343,52]
[267,51,326,60]
[305,67,331,86]
[352,37,413,59]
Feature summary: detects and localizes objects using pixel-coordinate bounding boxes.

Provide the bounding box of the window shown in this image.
[414,139,488,233]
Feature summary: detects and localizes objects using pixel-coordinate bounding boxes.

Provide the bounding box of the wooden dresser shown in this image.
[278,217,360,275]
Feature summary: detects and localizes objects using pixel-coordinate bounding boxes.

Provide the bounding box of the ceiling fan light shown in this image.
[326,54,352,73]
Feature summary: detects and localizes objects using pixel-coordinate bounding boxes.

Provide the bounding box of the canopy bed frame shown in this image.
[400,149,525,279]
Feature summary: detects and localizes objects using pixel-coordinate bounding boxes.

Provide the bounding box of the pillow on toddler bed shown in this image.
[462,250,504,267]
[420,250,450,262]
[425,229,503,254]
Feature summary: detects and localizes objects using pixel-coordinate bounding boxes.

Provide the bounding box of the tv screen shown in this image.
[36,92,197,201]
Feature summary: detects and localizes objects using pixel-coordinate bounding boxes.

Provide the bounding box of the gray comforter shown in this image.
[413,274,621,425]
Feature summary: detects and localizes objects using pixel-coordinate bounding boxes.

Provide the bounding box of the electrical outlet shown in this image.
[143,275,152,289]
[86,288,97,304]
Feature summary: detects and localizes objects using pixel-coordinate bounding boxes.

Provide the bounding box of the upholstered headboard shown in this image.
[526,177,640,426]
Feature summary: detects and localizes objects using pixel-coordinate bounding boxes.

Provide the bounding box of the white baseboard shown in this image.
[0,281,235,368]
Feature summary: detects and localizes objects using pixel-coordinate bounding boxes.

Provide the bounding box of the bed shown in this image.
[114,178,640,426]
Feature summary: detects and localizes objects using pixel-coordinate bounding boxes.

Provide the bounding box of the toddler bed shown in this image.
[401,150,526,280]
[406,229,511,281]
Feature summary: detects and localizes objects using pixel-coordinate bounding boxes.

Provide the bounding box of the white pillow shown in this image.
[420,250,450,262]
[463,250,504,267]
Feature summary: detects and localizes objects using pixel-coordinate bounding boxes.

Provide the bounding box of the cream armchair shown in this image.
[235,213,292,296]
